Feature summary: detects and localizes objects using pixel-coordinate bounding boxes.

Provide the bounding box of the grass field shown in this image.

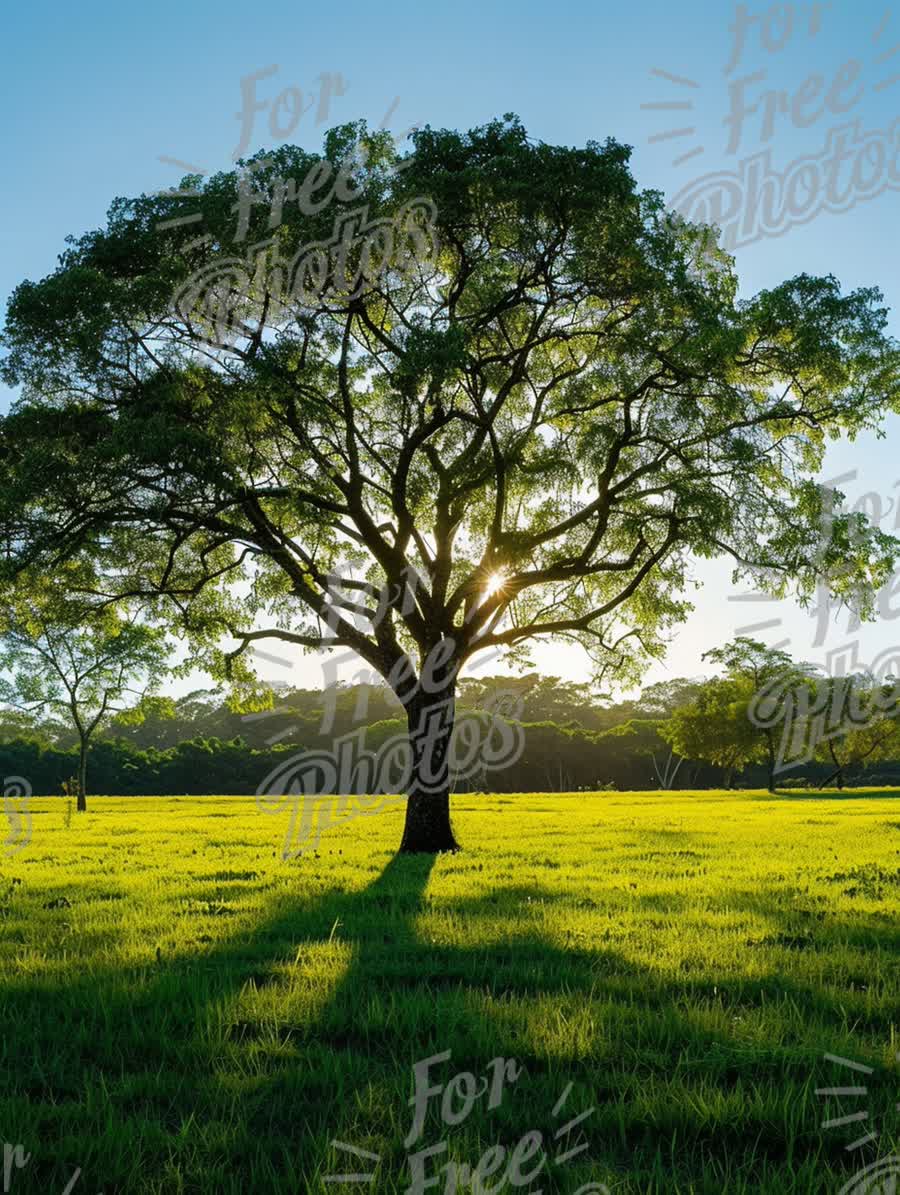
[0,790,897,1194]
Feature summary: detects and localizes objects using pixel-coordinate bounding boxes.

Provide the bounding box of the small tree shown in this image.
[0,598,170,810]
[811,675,900,788]
[599,717,685,788]
[701,639,817,792]
[661,676,759,789]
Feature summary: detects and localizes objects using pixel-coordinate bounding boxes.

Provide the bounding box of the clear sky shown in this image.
[3,0,900,696]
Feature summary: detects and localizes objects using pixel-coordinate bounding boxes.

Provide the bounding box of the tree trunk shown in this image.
[77,738,88,812]
[399,679,459,853]
[765,730,776,793]
[827,741,844,790]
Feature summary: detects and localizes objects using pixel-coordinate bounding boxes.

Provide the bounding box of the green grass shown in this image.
[0,790,898,1193]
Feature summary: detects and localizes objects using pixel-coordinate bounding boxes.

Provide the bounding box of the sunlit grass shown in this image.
[0,790,897,1192]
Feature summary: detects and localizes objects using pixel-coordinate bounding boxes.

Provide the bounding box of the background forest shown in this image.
[5,668,897,796]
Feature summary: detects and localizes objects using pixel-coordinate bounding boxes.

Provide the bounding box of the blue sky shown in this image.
[3,0,900,695]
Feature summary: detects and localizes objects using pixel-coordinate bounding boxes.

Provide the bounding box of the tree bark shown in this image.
[77,737,88,812]
[765,730,776,793]
[827,741,844,790]
[399,680,459,853]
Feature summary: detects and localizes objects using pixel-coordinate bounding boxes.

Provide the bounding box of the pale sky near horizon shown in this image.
[3,0,900,698]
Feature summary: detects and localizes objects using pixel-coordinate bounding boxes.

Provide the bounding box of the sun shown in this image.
[484,571,506,598]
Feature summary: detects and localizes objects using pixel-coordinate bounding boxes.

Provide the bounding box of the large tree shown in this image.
[2,117,899,850]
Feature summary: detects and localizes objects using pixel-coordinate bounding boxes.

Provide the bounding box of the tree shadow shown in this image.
[0,852,897,1192]
[756,790,900,801]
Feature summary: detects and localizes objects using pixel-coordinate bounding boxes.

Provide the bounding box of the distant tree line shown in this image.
[5,646,900,795]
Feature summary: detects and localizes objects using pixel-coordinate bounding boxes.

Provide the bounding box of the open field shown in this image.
[0,791,897,1193]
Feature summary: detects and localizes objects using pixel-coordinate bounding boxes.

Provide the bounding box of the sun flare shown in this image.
[484,571,506,597]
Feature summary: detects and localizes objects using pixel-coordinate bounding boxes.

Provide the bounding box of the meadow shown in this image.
[0,790,897,1194]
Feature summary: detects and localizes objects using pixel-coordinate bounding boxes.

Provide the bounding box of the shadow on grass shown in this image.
[0,851,897,1192]
[757,789,900,801]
